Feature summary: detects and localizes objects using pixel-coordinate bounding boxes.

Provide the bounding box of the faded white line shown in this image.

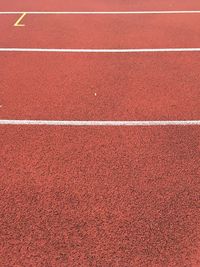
[1,47,200,53]
[1,11,200,15]
[0,120,200,126]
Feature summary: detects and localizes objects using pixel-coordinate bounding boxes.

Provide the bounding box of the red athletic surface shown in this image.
[0,0,200,11]
[1,1,200,266]
[1,14,200,49]
[1,126,200,266]
[1,53,200,121]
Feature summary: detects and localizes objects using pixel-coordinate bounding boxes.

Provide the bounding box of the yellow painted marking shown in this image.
[14,12,26,27]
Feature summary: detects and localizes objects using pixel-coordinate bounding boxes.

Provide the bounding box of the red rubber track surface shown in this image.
[1,53,200,121]
[0,0,200,11]
[1,14,200,49]
[1,1,200,266]
[0,126,200,266]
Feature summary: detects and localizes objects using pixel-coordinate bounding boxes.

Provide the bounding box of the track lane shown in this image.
[1,0,200,12]
[1,53,200,121]
[1,14,200,49]
[0,125,200,266]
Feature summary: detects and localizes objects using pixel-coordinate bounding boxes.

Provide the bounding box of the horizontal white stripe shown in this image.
[0,120,200,126]
[1,11,200,15]
[1,48,200,53]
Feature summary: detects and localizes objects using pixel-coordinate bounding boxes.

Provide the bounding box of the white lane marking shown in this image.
[1,11,200,15]
[1,48,200,53]
[0,120,200,126]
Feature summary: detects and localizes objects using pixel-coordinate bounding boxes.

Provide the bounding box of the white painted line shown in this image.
[1,47,200,53]
[0,120,200,126]
[1,11,200,15]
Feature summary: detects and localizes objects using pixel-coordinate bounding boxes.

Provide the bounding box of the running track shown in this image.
[0,1,200,266]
